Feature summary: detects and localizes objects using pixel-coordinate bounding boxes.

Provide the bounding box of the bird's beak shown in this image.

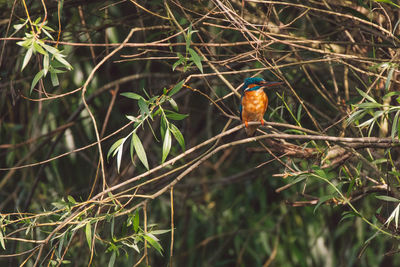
[260,81,284,87]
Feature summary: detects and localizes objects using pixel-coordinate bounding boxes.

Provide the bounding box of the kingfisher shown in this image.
[239,77,283,136]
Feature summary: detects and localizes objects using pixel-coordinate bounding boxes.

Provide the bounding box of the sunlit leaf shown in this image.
[21,47,33,71]
[0,229,5,250]
[32,41,46,55]
[169,98,179,111]
[107,138,124,161]
[30,70,44,94]
[168,80,185,97]
[356,88,376,103]
[169,123,185,151]
[165,110,188,120]
[144,234,163,255]
[121,92,142,100]
[162,129,171,163]
[116,144,123,173]
[85,222,92,249]
[188,48,203,73]
[131,132,149,170]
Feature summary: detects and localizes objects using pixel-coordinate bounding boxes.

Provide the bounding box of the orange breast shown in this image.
[242,89,268,122]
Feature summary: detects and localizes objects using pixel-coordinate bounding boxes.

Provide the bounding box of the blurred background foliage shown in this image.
[1,0,400,266]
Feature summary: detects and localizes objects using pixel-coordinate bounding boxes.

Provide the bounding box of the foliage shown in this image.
[1,0,400,266]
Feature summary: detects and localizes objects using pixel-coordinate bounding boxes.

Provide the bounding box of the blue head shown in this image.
[241,77,265,92]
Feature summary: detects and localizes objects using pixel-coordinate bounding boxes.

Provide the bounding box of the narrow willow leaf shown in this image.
[374,0,400,8]
[133,209,139,233]
[108,251,116,267]
[32,41,46,55]
[120,92,142,100]
[43,53,49,75]
[138,97,150,118]
[172,57,185,71]
[144,234,163,255]
[111,216,115,238]
[162,129,172,163]
[356,88,376,103]
[107,138,124,161]
[131,133,149,170]
[41,43,59,54]
[168,80,185,97]
[392,110,400,139]
[313,195,333,214]
[169,123,185,151]
[375,195,400,202]
[169,98,179,111]
[0,229,5,250]
[165,110,188,120]
[186,24,192,51]
[85,222,92,249]
[50,72,59,87]
[385,67,395,90]
[54,53,72,70]
[116,145,123,173]
[21,47,33,71]
[30,70,45,94]
[188,48,203,73]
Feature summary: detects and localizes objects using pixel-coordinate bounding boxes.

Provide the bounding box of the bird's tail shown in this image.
[245,125,258,136]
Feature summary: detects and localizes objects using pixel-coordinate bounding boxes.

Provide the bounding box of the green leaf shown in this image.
[67,195,76,204]
[42,28,55,40]
[43,53,49,76]
[41,43,60,54]
[172,57,185,71]
[144,234,163,255]
[85,222,92,249]
[54,53,72,70]
[133,209,139,233]
[188,48,203,73]
[21,47,33,71]
[108,251,116,267]
[121,92,142,100]
[392,110,400,139]
[169,123,185,151]
[131,133,149,170]
[375,195,400,202]
[165,110,188,120]
[169,98,179,111]
[356,102,382,109]
[385,67,395,90]
[111,216,115,238]
[162,129,172,163]
[138,97,151,118]
[168,80,185,97]
[356,88,376,103]
[0,229,5,250]
[126,115,139,122]
[107,138,124,161]
[50,72,59,87]
[30,70,45,94]
[116,144,123,173]
[186,24,192,51]
[32,41,46,55]
[374,0,400,8]
[313,195,333,214]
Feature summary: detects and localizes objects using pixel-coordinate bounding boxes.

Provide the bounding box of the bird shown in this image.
[239,77,283,136]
